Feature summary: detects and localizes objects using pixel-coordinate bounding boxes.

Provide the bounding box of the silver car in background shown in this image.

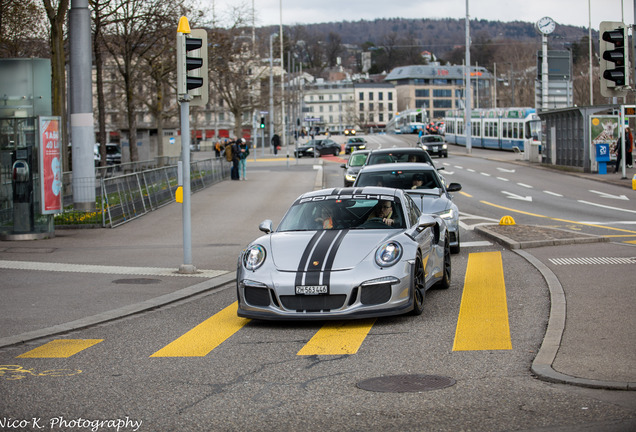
[354,163,462,253]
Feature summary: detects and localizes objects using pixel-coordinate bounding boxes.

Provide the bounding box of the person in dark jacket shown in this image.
[271,133,280,155]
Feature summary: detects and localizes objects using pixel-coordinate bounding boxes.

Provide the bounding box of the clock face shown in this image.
[537,17,555,34]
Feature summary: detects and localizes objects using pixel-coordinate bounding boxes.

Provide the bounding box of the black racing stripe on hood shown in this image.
[304,229,341,286]
[322,229,349,287]
[295,231,324,288]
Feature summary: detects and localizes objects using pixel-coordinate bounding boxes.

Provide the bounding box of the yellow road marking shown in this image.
[17,339,103,358]
[150,302,250,357]
[297,319,376,355]
[453,251,512,351]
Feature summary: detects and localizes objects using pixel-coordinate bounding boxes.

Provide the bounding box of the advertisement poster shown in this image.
[39,116,63,214]
[590,116,619,161]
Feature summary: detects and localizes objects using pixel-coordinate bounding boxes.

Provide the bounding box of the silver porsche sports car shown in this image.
[237,187,451,320]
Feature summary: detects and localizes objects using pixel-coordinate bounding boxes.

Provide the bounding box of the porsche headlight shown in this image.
[243,244,266,270]
[345,173,357,182]
[375,241,403,267]
[437,208,454,219]
[307,147,314,152]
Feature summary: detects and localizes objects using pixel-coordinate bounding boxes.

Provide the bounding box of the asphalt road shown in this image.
[1,141,635,432]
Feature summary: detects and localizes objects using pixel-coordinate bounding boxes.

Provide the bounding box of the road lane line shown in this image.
[17,339,103,358]
[481,201,636,235]
[297,319,376,355]
[453,252,512,351]
[150,302,250,357]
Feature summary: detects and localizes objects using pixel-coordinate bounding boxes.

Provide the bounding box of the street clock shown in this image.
[536,16,556,35]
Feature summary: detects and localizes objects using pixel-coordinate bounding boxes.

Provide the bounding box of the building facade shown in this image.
[385,64,493,120]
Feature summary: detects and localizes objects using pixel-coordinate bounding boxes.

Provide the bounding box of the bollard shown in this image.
[632,174,636,190]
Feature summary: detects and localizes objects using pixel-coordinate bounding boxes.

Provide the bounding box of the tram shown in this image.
[387,108,428,134]
[443,107,541,151]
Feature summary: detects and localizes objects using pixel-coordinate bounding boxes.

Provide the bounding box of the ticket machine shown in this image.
[11,147,34,233]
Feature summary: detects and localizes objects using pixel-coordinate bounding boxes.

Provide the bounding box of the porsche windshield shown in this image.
[277,196,405,231]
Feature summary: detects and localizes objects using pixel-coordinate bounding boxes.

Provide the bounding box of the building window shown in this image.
[379,103,384,111]
[359,92,364,100]
[359,113,364,122]
[388,93,393,101]
[433,89,452,97]
[368,92,373,101]
[359,102,364,111]
[368,113,374,122]
[378,92,384,101]
[415,89,429,97]
[388,103,393,111]
[379,113,384,122]
[368,103,374,111]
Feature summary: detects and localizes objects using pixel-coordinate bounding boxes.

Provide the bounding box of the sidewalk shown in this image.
[1,149,635,391]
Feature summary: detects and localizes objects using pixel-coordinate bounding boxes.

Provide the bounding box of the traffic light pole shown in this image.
[179,97,195,274]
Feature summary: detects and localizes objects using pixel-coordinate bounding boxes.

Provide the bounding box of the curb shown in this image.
[475,225,609,249]
[515,249,636,391]
[0,272,237,350]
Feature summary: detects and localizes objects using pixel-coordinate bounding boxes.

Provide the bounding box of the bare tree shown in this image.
[100,0,182,162]
[42,0,70,170]
[208,24,265,139]
[0,0,48,57]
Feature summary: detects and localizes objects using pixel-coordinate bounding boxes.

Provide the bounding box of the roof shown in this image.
[385,64,492,82]
[358,162,437,173]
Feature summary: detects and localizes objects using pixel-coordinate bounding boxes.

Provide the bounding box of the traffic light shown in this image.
[176,17,208,106]
[599,21,629,97]
[260,117,265,128]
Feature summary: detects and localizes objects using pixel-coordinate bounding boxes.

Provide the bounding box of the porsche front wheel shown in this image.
[410,255,425,315]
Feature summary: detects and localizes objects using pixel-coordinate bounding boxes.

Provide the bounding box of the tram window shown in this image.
[502,122,508,139]
[493,123,498,137]
[513,123,518,139]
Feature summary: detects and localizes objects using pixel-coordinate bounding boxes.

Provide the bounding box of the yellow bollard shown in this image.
[633,174,636,191]
[499,215,516,226]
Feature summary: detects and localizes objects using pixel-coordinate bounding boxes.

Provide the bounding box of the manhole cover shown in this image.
[112,278,161,285]
[357,374,455,393]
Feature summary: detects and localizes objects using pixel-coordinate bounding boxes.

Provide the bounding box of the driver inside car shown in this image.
[368,200,395,226]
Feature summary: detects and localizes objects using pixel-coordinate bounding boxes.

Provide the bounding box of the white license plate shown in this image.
[432,146,439,151]
[295,285,328,295]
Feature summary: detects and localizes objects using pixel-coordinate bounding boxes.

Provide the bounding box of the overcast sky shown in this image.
[210,0,634,32]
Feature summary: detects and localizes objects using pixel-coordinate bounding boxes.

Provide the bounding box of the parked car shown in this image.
[354,163,461,253]
[94,143,122,166]
[236,187,451,320]
[294,139,341,158]
[365,147,436,168]
[418,135,448,158]
[344,137,367,154]
[341,149,370,186]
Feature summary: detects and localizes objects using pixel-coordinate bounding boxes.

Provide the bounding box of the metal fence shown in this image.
[59,158,229,228]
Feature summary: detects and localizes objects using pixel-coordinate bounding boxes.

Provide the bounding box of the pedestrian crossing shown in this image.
[11,252,512,360]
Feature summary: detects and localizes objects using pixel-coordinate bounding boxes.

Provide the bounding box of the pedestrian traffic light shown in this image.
[176,17,208,106]
[599,21,629,97]
[260,117,265,128]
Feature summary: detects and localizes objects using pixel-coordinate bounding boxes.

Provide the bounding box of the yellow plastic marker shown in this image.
[17,339,103,358]
[175,186,183,203]
[177,16,191,34]
[453,251,512,351]
[297,319,376,355]
[499,215,516,225]
[150,302,249,357]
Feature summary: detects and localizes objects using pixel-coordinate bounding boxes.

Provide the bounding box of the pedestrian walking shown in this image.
[271,133,280,155]
[614,127,633,172]
[237,138,250,180]
[231,139,240,180]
